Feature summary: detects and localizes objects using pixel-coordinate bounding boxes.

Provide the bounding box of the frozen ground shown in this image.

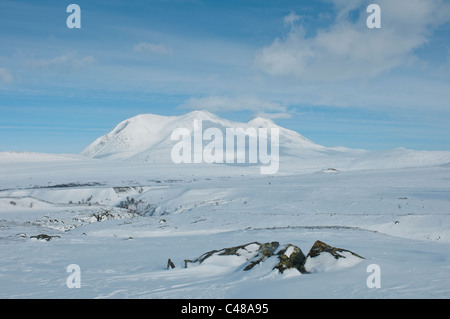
[0,151,449,299]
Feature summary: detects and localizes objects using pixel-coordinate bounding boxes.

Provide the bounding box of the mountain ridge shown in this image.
[78,110,450,171]
[81,110,320,162]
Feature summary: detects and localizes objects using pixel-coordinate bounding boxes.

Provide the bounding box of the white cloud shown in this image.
[0,67,13,83]
[255,0,450,81]
[180,95,288,115]
[254,111,293,120]
[25,52,94,72]
[284,12,301,27]
[133,42,173,55]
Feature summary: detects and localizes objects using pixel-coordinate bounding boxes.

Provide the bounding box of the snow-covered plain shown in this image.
[1,112,450,299]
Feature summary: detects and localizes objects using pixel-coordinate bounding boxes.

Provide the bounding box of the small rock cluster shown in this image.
[174,240,363,274]
[29,234,61,241]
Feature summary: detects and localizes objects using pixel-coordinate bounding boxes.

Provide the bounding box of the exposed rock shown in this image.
[319,168,340,174]
[184,241,307,274]
[167,258,176,269]
[184,241,267,268]
[30,234,61,241]
[273,244,306,274]
[243,241,280,271]
[93,210,113,222]
[182,240,363,275]
[306,240,364,259]
[302,240,364,273]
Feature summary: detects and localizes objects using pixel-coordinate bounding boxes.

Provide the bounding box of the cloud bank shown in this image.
[180,96,291,118]
[255,0,450,81]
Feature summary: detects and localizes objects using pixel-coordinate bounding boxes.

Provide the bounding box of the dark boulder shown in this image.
[301,240,364,273]
[167,258,176,269]
[243,241,280,271]
[185,241,269,268]
[30,234,60,241]
[306,240,364,260]
[273,244,306,274]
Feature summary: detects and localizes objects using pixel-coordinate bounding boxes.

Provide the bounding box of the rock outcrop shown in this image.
[184,241,308,274]
[30,234,61,241]
[273,244,306,274]
[184,241,279,269]
[302,240,364,273]
[181,240,363,275]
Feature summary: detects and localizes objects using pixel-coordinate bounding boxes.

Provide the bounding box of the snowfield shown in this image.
[1,112,450,299]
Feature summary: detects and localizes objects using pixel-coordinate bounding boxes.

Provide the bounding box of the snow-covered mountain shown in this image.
[81,110,323,163]
[81,110,450,171]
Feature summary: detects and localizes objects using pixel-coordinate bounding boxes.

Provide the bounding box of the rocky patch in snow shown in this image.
[303,240,365,273]
[318,168,340,174]
[30,234,61,241]
[181,240,363,276]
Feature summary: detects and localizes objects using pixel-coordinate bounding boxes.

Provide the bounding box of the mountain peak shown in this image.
[184,110,218,118]
[179,110,225,124]
[81,110,322,161]
[248,117,276,128]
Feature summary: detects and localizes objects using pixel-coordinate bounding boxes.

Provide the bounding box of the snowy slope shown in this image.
[0,160,449,299]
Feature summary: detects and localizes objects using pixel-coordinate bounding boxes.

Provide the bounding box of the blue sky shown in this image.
[1,0,450,153]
